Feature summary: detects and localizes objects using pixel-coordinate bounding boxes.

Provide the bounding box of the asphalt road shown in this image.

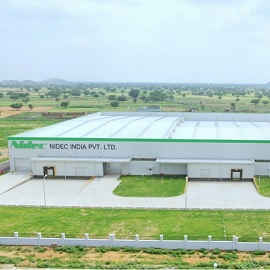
[0,160,10,173]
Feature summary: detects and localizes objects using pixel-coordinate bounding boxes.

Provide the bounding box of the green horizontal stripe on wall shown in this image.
[7,136,270,144]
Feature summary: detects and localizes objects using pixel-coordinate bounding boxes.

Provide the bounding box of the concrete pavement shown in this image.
[0,172,269,209]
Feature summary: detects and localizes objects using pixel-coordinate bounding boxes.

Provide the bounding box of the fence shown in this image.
[0,233,269,251]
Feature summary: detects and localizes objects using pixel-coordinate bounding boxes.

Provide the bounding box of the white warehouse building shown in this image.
[7,112,270,181]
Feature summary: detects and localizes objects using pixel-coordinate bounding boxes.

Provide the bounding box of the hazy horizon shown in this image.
[1,0,270,84]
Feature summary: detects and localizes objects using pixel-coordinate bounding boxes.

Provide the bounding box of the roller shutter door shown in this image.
[107,163,121,174]
[14,158,31,171]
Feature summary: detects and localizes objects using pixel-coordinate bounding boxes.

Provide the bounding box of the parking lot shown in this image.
[0,172,269,209]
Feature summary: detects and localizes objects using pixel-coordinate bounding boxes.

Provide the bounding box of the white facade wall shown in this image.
[159,163,187,175]
[188,163,254,180]
[32,159,104,177]
[127,161,159,175]
[7,139,270,178]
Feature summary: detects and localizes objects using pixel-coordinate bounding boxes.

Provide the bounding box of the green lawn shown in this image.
[113,175,186,197]
[0,207,270,241]
[0,113,62,148]
[255,176,270,197]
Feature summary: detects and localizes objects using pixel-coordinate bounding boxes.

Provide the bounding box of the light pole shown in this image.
[43,174,47,207]
[185,176,188,209]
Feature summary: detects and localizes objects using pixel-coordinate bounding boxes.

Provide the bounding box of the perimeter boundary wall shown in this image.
[0,233,269,252]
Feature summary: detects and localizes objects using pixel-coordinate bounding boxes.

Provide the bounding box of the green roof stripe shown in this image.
[7,136,270,144]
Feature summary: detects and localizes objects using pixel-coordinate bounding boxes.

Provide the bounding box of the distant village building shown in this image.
[188,108,198,112]
[137,106,161,112]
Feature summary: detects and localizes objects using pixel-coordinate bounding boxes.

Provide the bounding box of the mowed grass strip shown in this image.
[113,175,186,197]
[256,176,270,197]
[0,207,270,241]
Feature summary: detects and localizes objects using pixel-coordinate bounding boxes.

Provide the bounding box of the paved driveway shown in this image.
[0,173,269,209]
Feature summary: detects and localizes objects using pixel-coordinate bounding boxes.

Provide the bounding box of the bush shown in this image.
[95,246,110,253]
[253,250,266,256]
[218,253,239,261]
[33,246,46,253]
[122,246,142,253]
[212,248,221,255]
[54,245,86,254]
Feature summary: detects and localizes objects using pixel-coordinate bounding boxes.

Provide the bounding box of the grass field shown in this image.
[256,177,270,197]
[113,175,186,197]
[0,112,64,162]
[0,207,270,241]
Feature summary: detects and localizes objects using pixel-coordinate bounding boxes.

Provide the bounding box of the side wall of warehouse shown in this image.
[7,139,268,179]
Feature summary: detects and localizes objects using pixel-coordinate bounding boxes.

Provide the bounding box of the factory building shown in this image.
[8,112,270,180]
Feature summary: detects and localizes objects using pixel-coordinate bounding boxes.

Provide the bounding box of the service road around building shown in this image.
[0,173,270,210]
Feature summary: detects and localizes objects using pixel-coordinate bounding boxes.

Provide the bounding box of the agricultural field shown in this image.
[0,83,270,115]
[0,245,269,269]
[1,83,270,268]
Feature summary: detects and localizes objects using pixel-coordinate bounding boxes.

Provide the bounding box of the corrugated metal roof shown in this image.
[10,112,270,141]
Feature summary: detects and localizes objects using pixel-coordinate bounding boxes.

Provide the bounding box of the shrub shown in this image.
[218,253,239,261]
[253,250,266,256]
[33,246,46,253]
[95,246,110,253]
[122,246,141,253]
[212,248,221,255]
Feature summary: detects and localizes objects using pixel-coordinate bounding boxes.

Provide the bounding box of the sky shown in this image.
[0,0,270,84]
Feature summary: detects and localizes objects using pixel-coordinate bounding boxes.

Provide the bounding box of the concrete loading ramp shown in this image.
[0,173,269,209]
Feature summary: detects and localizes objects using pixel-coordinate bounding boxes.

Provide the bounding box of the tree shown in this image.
[231,103,236,110]
[108,95,116,101]
[117,95,127,102]
[262,100,269,106]
[28,104,34,110]
[251,99,260,105]
[33,86,41,92]
[83,89,90,96]
[0,93,4,98]
[70,89,81,98]
[111,101,119,108]
[10,103,23,110]
[22,97,30,103]
[60,101,69,108]
[10,94,19,100]
[129,89,140,99]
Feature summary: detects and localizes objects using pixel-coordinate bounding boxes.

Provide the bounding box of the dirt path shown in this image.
[0,107,52,118]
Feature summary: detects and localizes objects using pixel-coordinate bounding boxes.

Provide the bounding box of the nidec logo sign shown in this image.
[11,141,46,149]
